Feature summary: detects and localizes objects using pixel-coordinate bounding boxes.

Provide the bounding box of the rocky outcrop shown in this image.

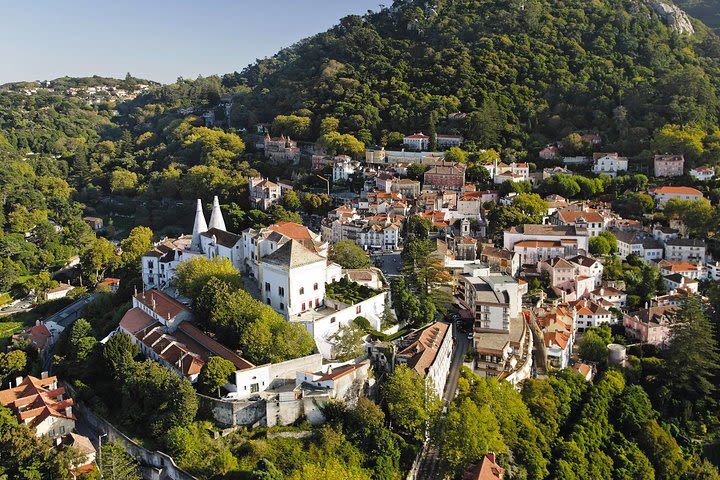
[645,0,695,34]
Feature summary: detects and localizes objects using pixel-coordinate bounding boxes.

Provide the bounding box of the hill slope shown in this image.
[211,0,720,154]
[675,0,720,30]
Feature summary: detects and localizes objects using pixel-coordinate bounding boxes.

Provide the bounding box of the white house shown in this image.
[592,153,628,177]
[614,231,663,261]
[551,208,609,237]
[403,133,430,150]
[567,255,603,287]
[663,273,699,294]
[504,224,589,261]
[589,287,627,309]
[690,166,715,181]
[436,134,464,149]
[570,298,614,330]
[650,186,704,208]
[664,238,706,262]
[393,322,453,398]
[332,156,358,182]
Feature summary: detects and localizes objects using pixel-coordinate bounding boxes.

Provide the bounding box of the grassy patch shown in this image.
[0,316,34,348]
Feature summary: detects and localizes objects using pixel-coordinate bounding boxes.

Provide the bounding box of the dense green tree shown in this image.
[198,356,235,395]
[589,236,611,256]
[102,332,138,373]
[436,397,507,475]
[172,256,242,301]
[272,115,311,139]
[97,441,142,480]
[329,240,372,269]
[119,226,153,270]
[578,330,608,364]
[382,364,441,441]
[281,189,301,211]
[662,298,720,422]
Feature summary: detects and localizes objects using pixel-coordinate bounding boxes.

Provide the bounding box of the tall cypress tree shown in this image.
[663,297,720,422]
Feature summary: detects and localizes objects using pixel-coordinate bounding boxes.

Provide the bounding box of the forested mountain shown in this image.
[676,0,720,30]
[206,0,720,155]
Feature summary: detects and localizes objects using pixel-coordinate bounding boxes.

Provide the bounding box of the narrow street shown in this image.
[412,321,470,480]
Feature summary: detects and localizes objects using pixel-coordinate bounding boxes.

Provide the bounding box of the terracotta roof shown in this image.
[570,299,610,316]
[573,363,592,378]
[652,186,702,195]
[0,376,75,428]
[568,255,600,268]
[658,260,699,272]
[45,283,73,294]
[547,257,575,269]
[481,246,514,260]
[544,331,570,349]
[314,363,365,382]
[177,323,254,370]
[134,289,189,320]
[119,307,157,334]
[268,221,315,241]
[395,322,450,377]
[97,277,120,287]
[405,133,429,139]
[507,224,584,236]
[514,240,563,248]
[464,454,505,480]
[557,209,604,223]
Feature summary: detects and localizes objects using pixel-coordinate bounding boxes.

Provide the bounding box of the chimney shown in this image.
[41,371,48,379]
[151,296,156,311]
[35,320,40,326]
[65,406,72,418]
[15,376,23,387]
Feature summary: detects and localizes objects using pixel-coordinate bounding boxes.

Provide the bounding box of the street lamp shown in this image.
[98,433,107,465]
[315,174,330,197]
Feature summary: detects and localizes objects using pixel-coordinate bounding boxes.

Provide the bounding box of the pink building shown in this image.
[623,305,676,346]
[654,154,684,177]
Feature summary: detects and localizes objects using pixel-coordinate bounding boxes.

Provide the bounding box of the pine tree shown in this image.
[663,298,720,422]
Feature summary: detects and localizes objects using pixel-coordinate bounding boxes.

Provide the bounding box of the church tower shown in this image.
[190,199,208,251]
[208,195,227,231]
[461,218,470,236]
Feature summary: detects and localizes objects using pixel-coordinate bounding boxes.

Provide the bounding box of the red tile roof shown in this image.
[268,222,315,240]
[0,376,75,428]
[652,186,702,195]
[134,289,189,320]
[119,307,157,334]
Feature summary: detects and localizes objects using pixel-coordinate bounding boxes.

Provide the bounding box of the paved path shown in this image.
[372,252,403,277]
[45,294,100,329]
[412,321,470,480]
[42,294,100,371]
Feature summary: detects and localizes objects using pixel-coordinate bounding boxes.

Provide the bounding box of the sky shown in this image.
[0,0,382,85]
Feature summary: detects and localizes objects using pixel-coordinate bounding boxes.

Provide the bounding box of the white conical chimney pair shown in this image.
[190,196,226,251]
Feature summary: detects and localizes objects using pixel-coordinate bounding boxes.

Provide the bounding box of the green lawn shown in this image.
[0,319,30,349]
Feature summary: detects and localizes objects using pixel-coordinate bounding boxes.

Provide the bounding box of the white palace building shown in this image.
[141,197,387,359]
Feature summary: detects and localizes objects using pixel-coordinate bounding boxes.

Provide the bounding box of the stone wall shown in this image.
[73,401,197,480]
[197,393,266,427]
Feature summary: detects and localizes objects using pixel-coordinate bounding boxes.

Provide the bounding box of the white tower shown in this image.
[208,195,226,231]
[461,218,470,236]
[190,199,208,251]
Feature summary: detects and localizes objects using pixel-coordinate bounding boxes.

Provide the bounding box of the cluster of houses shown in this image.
[0,374,97,477]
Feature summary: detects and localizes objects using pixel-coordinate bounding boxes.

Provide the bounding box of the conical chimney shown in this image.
[208,196,226,231]
[190,199,208,251]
